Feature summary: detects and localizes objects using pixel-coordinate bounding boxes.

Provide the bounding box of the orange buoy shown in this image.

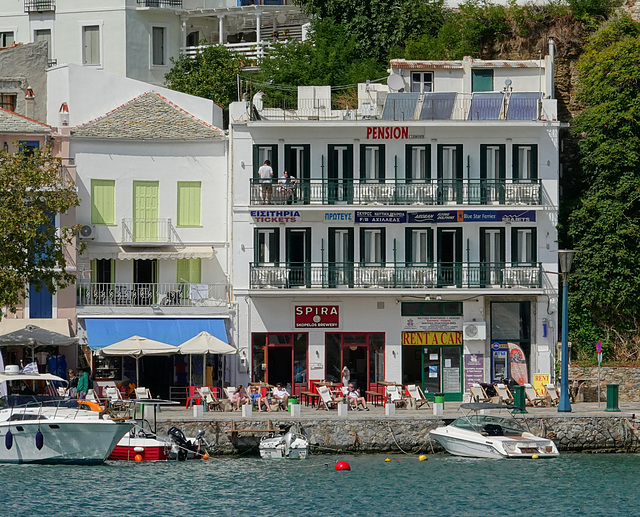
[335,460,351,471]
[134,454,143,462]
[202,453,210,460]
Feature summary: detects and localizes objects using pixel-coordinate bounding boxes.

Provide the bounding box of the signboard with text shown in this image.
[402,316,463,332]
[402,332,463,346]
[294,305,340,328]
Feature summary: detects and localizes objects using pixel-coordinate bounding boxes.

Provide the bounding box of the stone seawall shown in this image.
[569,366,640,402]
[158,415,640,456]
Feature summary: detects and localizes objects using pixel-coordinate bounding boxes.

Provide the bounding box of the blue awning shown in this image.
[85,318,229,351]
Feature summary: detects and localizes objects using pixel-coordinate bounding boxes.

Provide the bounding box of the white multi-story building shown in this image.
[47,64,233,397]
[230,51,561,401]
[0,0,307,86]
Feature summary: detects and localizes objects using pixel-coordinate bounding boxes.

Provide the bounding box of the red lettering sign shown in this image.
[295,305,340,328]
[365,126,410,140]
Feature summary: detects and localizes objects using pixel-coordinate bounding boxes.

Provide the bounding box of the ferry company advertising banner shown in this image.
[354,210,536,224]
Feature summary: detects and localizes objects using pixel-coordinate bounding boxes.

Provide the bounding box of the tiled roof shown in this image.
[0,108,51,134]
[71,92,225,140]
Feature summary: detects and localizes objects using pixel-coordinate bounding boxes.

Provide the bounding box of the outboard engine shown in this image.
[168,426,198,461]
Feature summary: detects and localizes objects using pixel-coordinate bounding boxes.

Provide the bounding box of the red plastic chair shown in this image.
[185,386,202,408]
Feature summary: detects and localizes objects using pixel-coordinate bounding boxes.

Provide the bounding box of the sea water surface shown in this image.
[3,453,639,516]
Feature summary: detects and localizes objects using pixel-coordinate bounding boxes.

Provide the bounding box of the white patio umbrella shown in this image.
[178,331,237,386]
[0,325,79,368]
[97,335,178,383]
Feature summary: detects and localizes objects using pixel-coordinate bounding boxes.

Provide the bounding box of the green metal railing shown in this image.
[249,262,542,289]
[250,178,541,206]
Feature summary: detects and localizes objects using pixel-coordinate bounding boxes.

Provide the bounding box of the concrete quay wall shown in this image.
[158,415,640,455]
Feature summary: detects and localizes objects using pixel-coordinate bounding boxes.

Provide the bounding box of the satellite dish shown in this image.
[387,73,404,92]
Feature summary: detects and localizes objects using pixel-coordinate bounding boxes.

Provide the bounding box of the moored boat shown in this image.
[259,424,309,459]
[430,402,559,459]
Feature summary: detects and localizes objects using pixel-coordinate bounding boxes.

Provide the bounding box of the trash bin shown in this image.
[511,385,527,414]
[288,397,297,409]
[605,384,620,412]
[434,393,445,408]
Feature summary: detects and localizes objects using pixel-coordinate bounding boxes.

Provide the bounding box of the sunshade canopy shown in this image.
[97,335,178,358]
[0,325,78,347]
[178,331,237,355]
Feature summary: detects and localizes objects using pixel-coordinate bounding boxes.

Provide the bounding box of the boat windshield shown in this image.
[451,414,526,436]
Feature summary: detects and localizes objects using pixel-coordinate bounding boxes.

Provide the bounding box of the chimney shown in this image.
[548,37,555,100]
[24,86,35,119]
[59,102,69,126]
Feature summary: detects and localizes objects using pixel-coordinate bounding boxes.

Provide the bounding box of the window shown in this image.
[405,144,430,181]
[513,144,538,181]
[151,26,166,66]
[0,32,14,48]
[91,179,115,225]
[253,144,278,178]
[360,145,384,181]
[411,72,433,93]
[512,227,536,264]
[186,31,200,47]
[34,29,52,59]
[82,25,100,65]
[440,146,459,180]
[472,69,494,92]
[255,228,279,264]
[92,259,114,283]
[177,181,201,226]
[360,228,385,264]
[176,258,201,283]
[0,94,16,112]
[480,145,505,180]
[405,227,432,264]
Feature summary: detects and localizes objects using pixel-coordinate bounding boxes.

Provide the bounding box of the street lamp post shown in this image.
[557,249,577,413]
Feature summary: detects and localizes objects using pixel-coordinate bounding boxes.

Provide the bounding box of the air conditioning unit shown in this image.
[463,322,486,340]
[78,224,96,240]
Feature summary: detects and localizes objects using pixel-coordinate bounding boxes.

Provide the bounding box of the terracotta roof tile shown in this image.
[0,108,51,134]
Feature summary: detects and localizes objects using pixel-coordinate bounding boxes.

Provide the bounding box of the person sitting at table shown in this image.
[271,383,290,409]
[346,383,369,411]
[231,385,250,410]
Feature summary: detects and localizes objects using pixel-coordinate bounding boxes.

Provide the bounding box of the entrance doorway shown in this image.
[325,333,384,392]
[252,333,308,394]
[342,344,367,390]
[267,345,293,388]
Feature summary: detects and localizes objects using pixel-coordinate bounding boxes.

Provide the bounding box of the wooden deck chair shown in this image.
[134,387,152,400]
[105,386,123,401]
[469,383,490,402]
[224,386,236,400]
[545,384,560,406]
[406,384,430,409]
[494,383,514,404]
[316,385,340,410]
[524,383,548,407]
[86,388,101,404]
[199,386,224,411]
[385,385,407,408]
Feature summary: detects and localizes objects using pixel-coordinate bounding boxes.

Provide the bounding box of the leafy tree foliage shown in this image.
[568,17,640,361]
[0,144,80,315]
[165,45,243,108]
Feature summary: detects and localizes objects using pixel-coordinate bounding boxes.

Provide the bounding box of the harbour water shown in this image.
[3,453,639,516]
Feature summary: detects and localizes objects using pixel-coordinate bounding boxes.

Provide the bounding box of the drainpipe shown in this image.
[548,37,555,99]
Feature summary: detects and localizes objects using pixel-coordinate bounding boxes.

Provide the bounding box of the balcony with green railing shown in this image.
[249,179,541,206]
[249,262,542,289]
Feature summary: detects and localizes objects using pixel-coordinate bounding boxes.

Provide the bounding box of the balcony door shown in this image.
[328,144,353,204]
[133,259,158,306]
[437,228,462,286]
[328,228,354,287]
[133,181,159,242]
[437,144,463,203]
[285,144,310,203]
[286,228,311,287]
[480,144,505,204]
[480,228,504,286]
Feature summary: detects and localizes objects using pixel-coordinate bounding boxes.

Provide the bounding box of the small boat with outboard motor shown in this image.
[430,402,559,459]
[0,365,132,464]
[259,423,309,459]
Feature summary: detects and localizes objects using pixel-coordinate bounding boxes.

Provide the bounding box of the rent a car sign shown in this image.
[295,305,339,328]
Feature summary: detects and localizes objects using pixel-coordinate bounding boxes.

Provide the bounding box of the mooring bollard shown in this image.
[605,383,620,412]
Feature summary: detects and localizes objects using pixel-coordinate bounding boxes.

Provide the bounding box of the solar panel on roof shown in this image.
[419,92,456,120]
[467,93,504,120]
[506,92,541,120]
[380,93,420,121]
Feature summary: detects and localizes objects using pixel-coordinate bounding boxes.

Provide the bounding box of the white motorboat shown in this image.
[259,424,309,459]
[0,367,132,464]
[430,402,559,459]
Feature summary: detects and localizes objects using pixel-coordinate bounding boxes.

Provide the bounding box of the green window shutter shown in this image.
[91,179,115,225]
[405,227,412,265]
[176,258,201,283]
[90,259,97,284]
[405,145,413,181]
[177,181,201,227]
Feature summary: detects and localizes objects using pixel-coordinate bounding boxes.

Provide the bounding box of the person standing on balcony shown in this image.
[259,159,273,204]
[279,170,297,205]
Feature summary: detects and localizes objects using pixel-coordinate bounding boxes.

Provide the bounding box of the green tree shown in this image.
[0,144,81,315]
[165,45,243,108]
[568,16,640,361]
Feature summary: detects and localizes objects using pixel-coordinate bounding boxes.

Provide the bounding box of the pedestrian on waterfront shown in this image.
[271,383,289,409]
[258,159,273,204]
[76,369,90,400]
[67,369,78,397]
[342,365,350,387]
[231,385,250,410]
[347,383,369,411]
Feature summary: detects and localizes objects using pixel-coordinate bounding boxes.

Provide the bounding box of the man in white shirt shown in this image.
[258,159,274,204]
[272,383,289,409]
